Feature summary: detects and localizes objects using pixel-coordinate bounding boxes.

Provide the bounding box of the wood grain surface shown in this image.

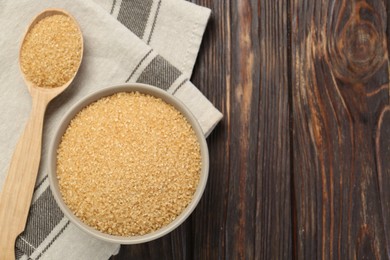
[112,0,390,259]
[291,0,389,258]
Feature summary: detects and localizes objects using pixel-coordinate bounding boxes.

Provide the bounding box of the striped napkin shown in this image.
[0,0,222,259]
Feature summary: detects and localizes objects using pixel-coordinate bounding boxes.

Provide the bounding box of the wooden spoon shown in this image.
[0,9,83,259]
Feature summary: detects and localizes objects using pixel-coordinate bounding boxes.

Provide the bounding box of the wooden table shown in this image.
[112,0,390,258]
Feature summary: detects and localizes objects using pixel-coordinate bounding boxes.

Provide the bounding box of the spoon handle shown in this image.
[0,93,49,260]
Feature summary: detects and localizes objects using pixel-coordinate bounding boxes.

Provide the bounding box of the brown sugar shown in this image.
[20,14,82,88]
[57,92,201,236]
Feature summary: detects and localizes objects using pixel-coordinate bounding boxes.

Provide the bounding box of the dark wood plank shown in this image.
[255,0,291,259]
[189,0,233,259]
[386,0,390,61]
[291,0,390,258]
[376,106,390,252]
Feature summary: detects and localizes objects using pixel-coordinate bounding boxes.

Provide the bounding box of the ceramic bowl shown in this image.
[48,83,209,244]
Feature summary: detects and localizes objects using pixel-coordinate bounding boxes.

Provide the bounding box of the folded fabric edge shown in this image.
[172,80,223,137]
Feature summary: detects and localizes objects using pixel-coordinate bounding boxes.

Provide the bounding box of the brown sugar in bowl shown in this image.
[48,83,209,244]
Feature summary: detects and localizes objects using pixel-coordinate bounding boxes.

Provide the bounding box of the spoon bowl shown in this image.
[0,9,83,260]
[20,8,83,95]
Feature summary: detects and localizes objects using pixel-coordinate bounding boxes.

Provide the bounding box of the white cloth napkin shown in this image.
[94,0,211,78]
[0,0,222,259]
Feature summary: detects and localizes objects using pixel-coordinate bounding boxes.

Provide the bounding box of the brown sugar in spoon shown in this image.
[0,9,83,259]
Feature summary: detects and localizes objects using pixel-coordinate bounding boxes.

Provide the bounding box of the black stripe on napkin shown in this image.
[117,0,153,39]
[15,248,25,260]
[172,79,188,95]
[16,188,64,255]
[136,55,181,90]
[147,0,162,44]
[125,49,153,82]
[34,175,48,192]
[110,0,117,14]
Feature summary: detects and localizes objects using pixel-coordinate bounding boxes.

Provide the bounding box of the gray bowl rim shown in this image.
[48,82,209,244]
